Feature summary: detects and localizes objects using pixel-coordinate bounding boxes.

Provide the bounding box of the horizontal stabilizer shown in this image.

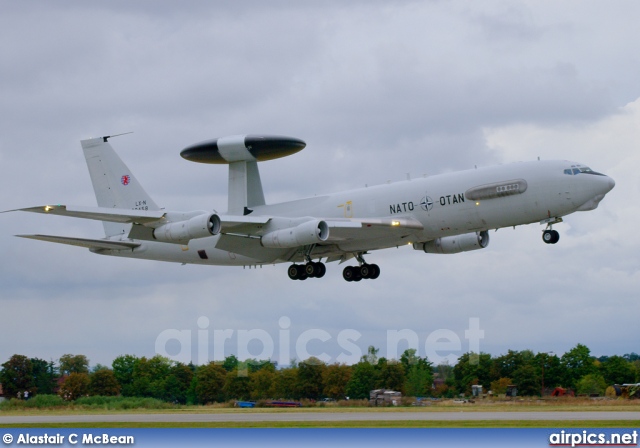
[17,234,140,250]
[7,205,165,224]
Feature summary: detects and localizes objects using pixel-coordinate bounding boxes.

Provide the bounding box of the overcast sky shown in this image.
[1,1,638,367]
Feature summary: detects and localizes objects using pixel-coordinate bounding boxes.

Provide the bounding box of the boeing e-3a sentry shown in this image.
[9,134,615,281]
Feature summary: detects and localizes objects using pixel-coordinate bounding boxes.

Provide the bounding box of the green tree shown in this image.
[362,346,379,364]
[112,355,139,397]
[222,355,239,372]
[58,372,90,401]
[400,349,423,371]
[535,352,563,393]
[223,369,251,400]
[296,357,326,400]
[601,356,635,385]
[561,344,596,390]
[576,374,607,396]
[404,364,433,397]
[377,359,405,392]
[490,377,512,395]
[272,367,298,399]
[31,358,57,395]
[249,365,276,400]
[130,355,172,399]
[491,350,534,381]
[194,362,227,404]
[164,362,194,404]
[89,369,120,396]
[512,364,540,396]
[452,352,493,395]
[345,362,377,399]
[59,354,89,375]
[322,364,352,400]
[435,362,454,383]
[0,354,35,399]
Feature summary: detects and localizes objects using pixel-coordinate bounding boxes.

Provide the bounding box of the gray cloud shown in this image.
[1,1,638,366]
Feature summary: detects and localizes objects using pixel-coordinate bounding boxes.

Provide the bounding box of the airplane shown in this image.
[5,134,615,282]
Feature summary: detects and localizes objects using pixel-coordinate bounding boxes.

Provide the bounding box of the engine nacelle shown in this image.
[261,220,329,249]
[153,213,221,243]
[414,231,489,254]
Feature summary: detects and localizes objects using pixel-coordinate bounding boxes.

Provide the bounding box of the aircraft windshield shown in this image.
[563,165,604,176]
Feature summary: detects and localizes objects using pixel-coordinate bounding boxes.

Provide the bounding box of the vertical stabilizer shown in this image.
[81,136,160,236]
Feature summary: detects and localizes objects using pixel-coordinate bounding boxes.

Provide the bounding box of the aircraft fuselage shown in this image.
[100,159,614,266]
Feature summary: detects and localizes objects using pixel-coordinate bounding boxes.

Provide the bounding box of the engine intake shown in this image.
[261,220,329,249]
[153,214,221,243]
[414,231,489,254]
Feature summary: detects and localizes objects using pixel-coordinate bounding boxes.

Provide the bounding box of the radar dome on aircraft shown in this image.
[180,134,306,164]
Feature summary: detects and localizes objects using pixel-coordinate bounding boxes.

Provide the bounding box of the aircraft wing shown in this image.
[213,215,422,241]
[325,217,424,241]
[217,215,271,234]
[17,234,140,250]
[7,205,165,224]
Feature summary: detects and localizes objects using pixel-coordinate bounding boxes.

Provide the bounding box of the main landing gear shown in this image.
[342,253,380,282]
[287,261,326,280]
[342,264,380,282]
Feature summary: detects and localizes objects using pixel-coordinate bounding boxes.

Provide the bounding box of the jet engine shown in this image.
[414,231,489,254]
[153,213,221,243]
[261,220,329,249]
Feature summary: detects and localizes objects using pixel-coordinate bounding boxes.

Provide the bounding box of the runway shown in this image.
[1,411,639,424]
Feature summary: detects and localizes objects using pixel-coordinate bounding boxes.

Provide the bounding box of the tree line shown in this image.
[1,344,638,404]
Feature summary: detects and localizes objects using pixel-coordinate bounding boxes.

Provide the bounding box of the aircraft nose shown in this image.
[605,175,615,193]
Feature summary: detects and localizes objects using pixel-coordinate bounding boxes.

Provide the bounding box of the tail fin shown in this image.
[81,136,160,236]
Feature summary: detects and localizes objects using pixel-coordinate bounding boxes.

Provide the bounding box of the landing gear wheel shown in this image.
[343,266,355,282]
[542,230,560,244]
[288,264,308,280]
[305,262,317,277]
[369,264,380,279]
[316,262,326,278]
[304,262,326,278]
[360,264,372,279]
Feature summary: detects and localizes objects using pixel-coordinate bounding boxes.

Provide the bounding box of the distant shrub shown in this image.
[0,394,66,409]
[74,396,174,410]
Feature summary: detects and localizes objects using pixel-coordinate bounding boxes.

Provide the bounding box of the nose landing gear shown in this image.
[542,229,560,244]
[541,217,562,244]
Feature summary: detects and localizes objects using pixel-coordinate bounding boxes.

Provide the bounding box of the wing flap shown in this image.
[8,205,165,224]
[17,234,140,250]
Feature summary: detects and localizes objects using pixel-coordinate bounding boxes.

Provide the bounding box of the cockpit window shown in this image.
[564,166,605,176]
[578,166,605,175]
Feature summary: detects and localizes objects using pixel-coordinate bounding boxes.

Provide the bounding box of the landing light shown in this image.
[475,202,480,206]
[391,221,400,226]
[44,206,53,212]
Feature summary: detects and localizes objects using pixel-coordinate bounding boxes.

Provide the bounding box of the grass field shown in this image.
[1,398,639,428]
[2,420,640,429]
